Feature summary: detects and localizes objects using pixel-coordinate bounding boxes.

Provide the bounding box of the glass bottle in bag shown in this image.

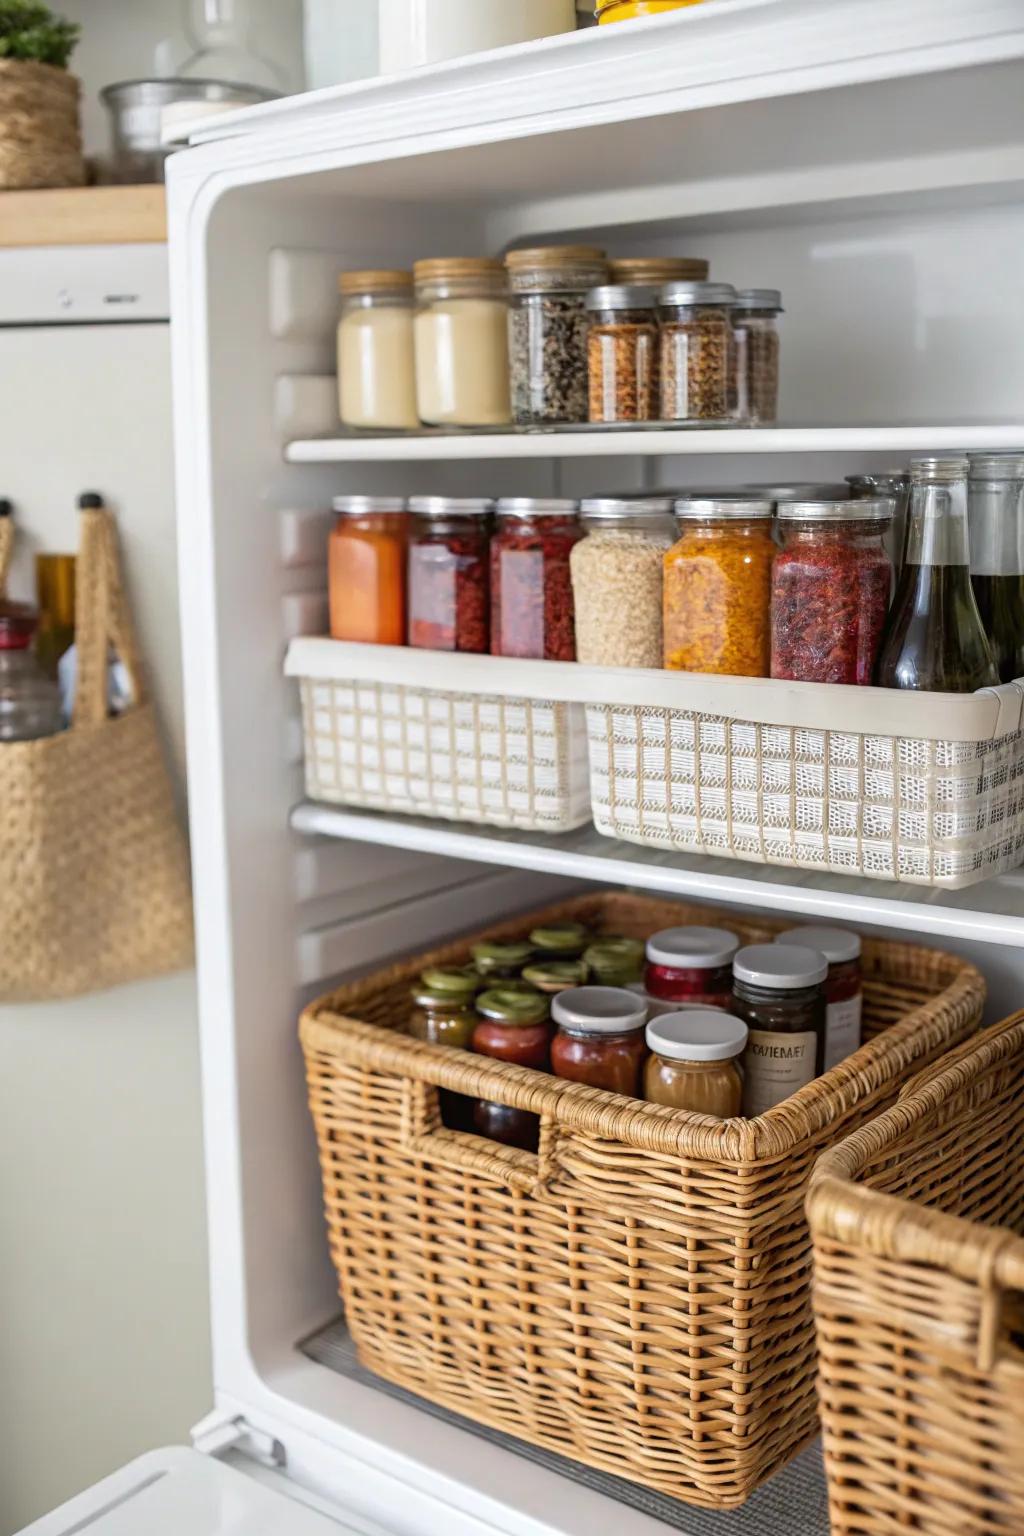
[0,603,64,741]
[967,453,1024,684]
[875,457,998,692]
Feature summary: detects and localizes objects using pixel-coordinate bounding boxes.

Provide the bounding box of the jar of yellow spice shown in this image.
[663,497,776,675]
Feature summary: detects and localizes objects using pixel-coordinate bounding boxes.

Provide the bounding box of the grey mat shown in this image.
[301,1316,829,1534]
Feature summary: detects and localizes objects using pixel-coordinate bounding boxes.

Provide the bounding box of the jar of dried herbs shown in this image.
[658,281,738,422]
[585,284,659,423]
[733,288,782,425]
[491,498,581,660]
[570,495,675,667]
[505,246,608,425]
[664,497,776,675]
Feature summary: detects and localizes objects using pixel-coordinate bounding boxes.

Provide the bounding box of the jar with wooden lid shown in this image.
[571,495,675,667]
[644,1010,748,1117]
[644,926,739,1009]
[586,284,659,424]
[608,256,709,287]
[413,258,511,427]
[732,944,827,1116]
[659,281,738,422]
[776,926,863,1070]
[328,495,407,645]
[506,245,608,425]
[472,988,553,1150]
[550,986,648,1097]
[337,269,418,430]
[410,965,481,1131]
[664,498,776,675]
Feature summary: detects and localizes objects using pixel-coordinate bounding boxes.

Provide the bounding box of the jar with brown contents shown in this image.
[585,284,659,423]
[644,1010,748,1118]
[733,288,783,425]
[664,497,776,675]
[658,281,738,422]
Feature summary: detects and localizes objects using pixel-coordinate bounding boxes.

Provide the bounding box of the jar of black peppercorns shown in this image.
[505,246,608,425]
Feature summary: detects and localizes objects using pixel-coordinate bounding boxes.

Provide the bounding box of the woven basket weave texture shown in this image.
[0,59,85,189]
[301,890,985,1509]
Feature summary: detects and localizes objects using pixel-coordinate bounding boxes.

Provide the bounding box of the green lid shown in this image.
[420,965,480,998]
[471,940,536,972]
[495,978,544,996]
[523,959,589,993]
[528,922,590,956]
[476,987,551,1026]
[584,936,645,984]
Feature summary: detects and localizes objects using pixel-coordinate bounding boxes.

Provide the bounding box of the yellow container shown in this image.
[597,0,706,23]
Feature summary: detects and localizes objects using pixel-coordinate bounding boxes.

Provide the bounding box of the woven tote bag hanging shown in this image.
[0,505,194,1000]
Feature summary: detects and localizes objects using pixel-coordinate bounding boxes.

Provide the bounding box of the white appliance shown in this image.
[20,1,1024,1531]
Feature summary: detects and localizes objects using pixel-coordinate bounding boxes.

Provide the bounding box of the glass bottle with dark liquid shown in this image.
[876,457,998,692]
[967,453,1024,684]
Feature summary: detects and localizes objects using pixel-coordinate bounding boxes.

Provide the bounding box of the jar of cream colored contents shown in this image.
[472,988,553,1150]
[550,986,648,1098]
[664,498,776,675]
[732,288,783,426]
[732,944,827,1116]
[776,926,863,1071]
[409,966,481,1132]
[644,1011,748,1118]
[571,496,675,668]
[644,926,739,1009]
[336,270,418,430]
[328,496,407,645]
[659,282,738,422]
[586,285,659,424]
[506,246,608,425]
[413,258,511,427]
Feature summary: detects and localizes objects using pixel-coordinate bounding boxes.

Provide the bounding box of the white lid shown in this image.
[645,1010,749,1062]
[775,926,862,964]
[551,986,647,1035]
[734,943,828,989]
[646,926,739,970]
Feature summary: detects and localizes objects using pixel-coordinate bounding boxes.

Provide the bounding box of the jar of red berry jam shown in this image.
[472,988,553,1150]
[407,496,493,653]
[490,498,581,660]
[775,925,862,1071]
[644,926,739,1010]
[550,986,648,1098]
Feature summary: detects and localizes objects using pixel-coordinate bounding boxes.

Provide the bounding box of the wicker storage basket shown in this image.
[300,890,985,1509]
[807,1014,1024,1536]
[0,58,85,190]
[286,639,590,831]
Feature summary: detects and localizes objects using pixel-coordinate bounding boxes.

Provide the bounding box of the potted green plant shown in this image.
[0,0,84,190]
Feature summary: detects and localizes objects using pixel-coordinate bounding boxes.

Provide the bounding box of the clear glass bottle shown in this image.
[505,246,608,425]
[550,985,648,1097]
[585,284,659,424]
[775,926,862,1070]
[0,603,64,741]
[732,944,828,1116]
[643,1010,748,1117]
[732,288,782,425]
[663,498,776,675]
[407,496,492,653]
[490,499,581,660]
[967,453,1024,684]
[328,496,407,645]
[847,471,911,577]
[413,258,511,428]
[337,270,418,431]
[876,458,998,692]
[658,282,738,422]
[570,496,675,669]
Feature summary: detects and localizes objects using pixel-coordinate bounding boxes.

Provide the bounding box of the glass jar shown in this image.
[586,284,659,424]
[337,270,418,431]
[0,603,64,741]
[733,288,782,426]
[409,966,481,1131]
[407,496,492,653]
[643,1010,748,1117]
[583,936,645,989]
[770,498,894,685]
[523,959,590,995]
[505,246,608,425]
[608,257,709,287]
[775,926,862,1071]
[732,944,828,1115]
[847,471,911,577]
[472,988,553,1150]
[644,926,739,1009]
[35,552,76,677]
[528,922,590,961]
[413,258,511,427]
[550,986,648,1097]
[659,282,738,422]
[570,496,675,668]
[664,498,775,675]
[967,454,1024,684]
[328,496,407,645]
[597,0,708,21]
[490,499,581,660]
[876,458,998,692]
[471,939,536,981]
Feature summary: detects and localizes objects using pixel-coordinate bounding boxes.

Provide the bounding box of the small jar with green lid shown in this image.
[472,987,553,1151]
[523,959,589,995]
[409,966,481,1132]
[528,922,590,961]
[471,939,536,980]
[583,936,645,989]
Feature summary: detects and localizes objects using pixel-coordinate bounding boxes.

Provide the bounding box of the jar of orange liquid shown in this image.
[597,0,706,23]
[328,496,407,645]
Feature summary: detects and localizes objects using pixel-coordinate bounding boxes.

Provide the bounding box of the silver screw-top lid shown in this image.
[675,497,774,522]
[777,498,894,522]
[645,1010,749,1062]
[584,284,658,311]
[579,496,674,520]
[658,281,738,308]
[496,498,578,516]
[407,496,494,515]
[910,457,969,484]
[733,943,828,990]
[550,986,648,1035]
[734,288,784,311]
[967,453,1024,480]
[332,495,405,514]
[645,926,740,970]
[775,926,862,964]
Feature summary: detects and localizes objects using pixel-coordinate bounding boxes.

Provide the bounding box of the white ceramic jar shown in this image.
[379,0,577,73]
[337,269,418,430]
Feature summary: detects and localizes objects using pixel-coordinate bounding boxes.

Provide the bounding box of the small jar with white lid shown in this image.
[775,926,862,1071]
[644,1010,748,1117]
[732,288,783,425]
[644,926,739,1010]
[731,944,828,1116]
[570,495,676,668]
[413,258,511,428]
[550,985,649,1098]
[337,270,419,430]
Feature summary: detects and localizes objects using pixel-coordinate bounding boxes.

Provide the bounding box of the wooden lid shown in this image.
[609,256,710,282]
[413,256,505,281]
[504,245,607,269]
[338,269,413,293]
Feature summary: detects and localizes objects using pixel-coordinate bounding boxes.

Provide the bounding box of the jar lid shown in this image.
[674,497,774,522]
[338,269,413,294]
[845,473,909,495]
[734,288,784,312]
[608,257,709,284]
[551,986,647,1035]
[472,940,536,969]
[733,943,828,989]
[968,454,1024,480]
[332,495,405,514]
[583,936,646,978]
[476,987,550,1026]
[584,284,657,311]
[578,496,674,520]
[496,498,578,517]
[646,926,740,970]
[659,281,738,308]
[749,483,852,502]
[407,496,494,516]
[911,456,968,484]
[645,1010,749,1062]
[504,245,607,270]
[413,257,505,281]
[0,600,37,650]
[419,964,481,998]
[529,922,590,954]
[777,498,893,523]
[775,926,862,964]
[523,959,590,991]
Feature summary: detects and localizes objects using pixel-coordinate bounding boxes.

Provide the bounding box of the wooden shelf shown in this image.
[0,184,167,248]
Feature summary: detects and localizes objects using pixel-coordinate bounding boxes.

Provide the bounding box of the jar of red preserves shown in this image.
[644,926,739,1009]
[550,986,648,1098]
[490,498,580,660]
[407,495,492,653]
[472,988,553,1150]
[776,925,862,1071]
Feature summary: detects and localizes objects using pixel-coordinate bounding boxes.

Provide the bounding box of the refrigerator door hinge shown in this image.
[191,1408,286,1469]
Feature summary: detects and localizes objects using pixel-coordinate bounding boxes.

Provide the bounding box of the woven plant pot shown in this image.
[0,57,85,189]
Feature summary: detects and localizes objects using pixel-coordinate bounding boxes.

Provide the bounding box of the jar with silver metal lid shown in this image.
[490,498,581,659]
[407,496,493,652]
[732,288,783,425]
[585,284,659,424]
[731,943,828,1115]
[328,495,407,645]
[775,925,863,1070]
[570,495,675,667]
[664,497,776,675]
[658,282,738,422]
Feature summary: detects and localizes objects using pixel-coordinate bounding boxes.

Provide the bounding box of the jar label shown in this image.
[742,1029,818,1116]
[825,994,862,1071]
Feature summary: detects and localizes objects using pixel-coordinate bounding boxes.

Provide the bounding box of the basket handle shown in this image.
[74,504,147,729]
[401,1078,554,1195]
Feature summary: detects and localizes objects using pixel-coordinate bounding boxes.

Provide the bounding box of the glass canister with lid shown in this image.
[336,269,418,431]
[644,926,739,1010]
[570,496,675,668]
[775,926,863,1070]
[490,497,581,659]
[770,498,894,685]
[407,496,492,653]
[664,497,776,675]
[550,986,649,1097]
[731,943,828,1115]
[472,987,554,1150]
[644,1010,748,1117]
[659,281,738,422]
[413,257,511,427]
[732,288,783,425]
[328,495,407,645]
[505,246,608,425]
[586,285,659,424]
[846,471,911,576]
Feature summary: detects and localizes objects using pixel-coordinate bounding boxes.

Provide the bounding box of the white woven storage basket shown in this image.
[287,640,590,832]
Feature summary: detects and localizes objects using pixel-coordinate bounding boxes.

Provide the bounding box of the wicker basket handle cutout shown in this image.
[73,506,146,729]
[401,1078,555,1195]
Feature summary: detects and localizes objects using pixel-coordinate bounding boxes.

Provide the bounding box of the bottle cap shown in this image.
[529,922,590,955]
[645,1011,748,1062]
[551,986,647,1035]
[734,943,828,989]
[645,926,740,970]
[775,926,861,964]
[472,940,536,973]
